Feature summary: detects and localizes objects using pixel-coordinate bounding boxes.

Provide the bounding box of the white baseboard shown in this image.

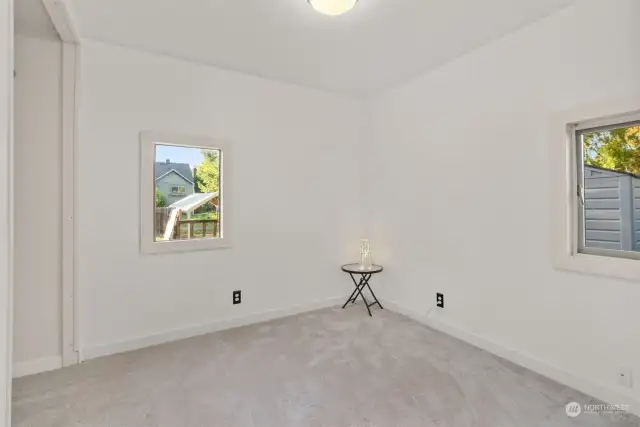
[13,356,63,378]
[384,301,640,418]
[82,296,343,361]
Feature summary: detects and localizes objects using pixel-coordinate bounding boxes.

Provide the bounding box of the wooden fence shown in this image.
[156,208,171,236]
[174,219,219,239]
[155,207,219,240]
[155,207,171,237]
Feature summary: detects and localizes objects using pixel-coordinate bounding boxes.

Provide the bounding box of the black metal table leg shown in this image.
[341,264,384,316]
[342,273,365,308]
[352,274,372,316]
[342,273,377,316]
[364,280,383,310]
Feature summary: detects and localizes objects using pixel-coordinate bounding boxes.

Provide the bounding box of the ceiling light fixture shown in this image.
[308,0,359,16]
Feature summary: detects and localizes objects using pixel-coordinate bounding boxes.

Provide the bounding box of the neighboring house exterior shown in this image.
[155,160,195,206]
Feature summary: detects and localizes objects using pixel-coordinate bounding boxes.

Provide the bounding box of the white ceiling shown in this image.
[66,0,572,95]
[15,0,59,40]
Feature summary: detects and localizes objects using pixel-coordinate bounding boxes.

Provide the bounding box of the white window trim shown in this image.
[550,97,640,281]
[140,131,232,254]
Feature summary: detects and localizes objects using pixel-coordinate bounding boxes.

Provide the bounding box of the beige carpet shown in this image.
[13,306,640,427]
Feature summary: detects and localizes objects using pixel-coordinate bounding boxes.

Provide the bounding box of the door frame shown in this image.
[61,41,79,366]
[41,0,80,367]
[1,0,14,425]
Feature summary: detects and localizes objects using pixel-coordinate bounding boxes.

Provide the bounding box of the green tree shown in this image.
[194,150,220,193]
[155,187,166,207]
[584,126,640,174]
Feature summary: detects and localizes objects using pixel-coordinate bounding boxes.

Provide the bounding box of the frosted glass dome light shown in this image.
[308,0,359,16]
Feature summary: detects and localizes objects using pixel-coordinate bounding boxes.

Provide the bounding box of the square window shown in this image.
[170,185,186,195]
[550,99,640,281]
[141,132,232,254]
[576,118,640,259]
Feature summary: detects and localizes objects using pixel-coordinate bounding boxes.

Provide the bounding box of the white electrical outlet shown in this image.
[618,367,633,389]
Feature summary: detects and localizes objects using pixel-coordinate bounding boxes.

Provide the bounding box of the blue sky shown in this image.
[155,145,204,168]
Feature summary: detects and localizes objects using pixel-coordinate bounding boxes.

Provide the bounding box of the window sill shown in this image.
[554,251,640,282]
[143,237,232,255]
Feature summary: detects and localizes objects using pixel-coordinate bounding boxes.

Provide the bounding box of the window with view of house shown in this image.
[576,118,640,258]
[141,132,232,254]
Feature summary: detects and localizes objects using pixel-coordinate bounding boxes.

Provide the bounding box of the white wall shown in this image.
[368,0,640,411]
[12,35,63,375]
[76,41,365,357]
